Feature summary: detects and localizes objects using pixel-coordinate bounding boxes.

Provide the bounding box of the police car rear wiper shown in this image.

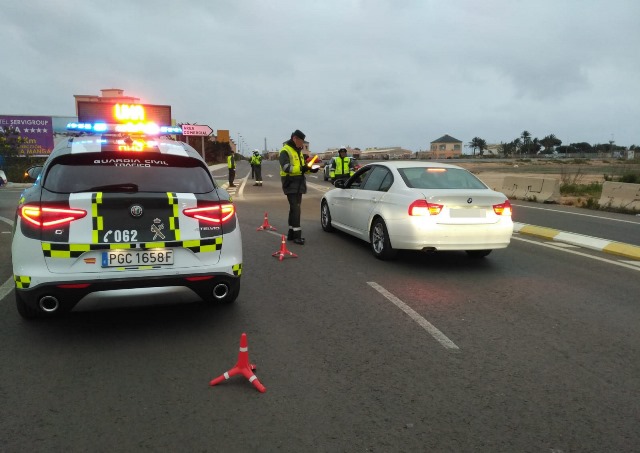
[86,183,139,192]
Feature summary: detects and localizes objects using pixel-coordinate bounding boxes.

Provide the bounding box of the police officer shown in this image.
[329,146,355,183]
[227,150,236,187]
[279,129,318,245]
[250,149,263,186]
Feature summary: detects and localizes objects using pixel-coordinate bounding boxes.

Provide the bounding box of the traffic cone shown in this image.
[272,234,298,261]
[256,212,277,231]
[209,333,266,393]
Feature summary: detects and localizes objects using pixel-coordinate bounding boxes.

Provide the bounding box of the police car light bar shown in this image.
[66,122,183,135]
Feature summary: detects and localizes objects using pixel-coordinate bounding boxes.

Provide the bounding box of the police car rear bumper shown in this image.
[15,272,241,313]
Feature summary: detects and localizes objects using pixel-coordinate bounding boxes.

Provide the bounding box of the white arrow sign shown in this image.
[181,124,213,136]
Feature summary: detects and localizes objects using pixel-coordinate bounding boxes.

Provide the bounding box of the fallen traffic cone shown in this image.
[256,212,277,231]
[272,234,298,261]
[209,333,266,393]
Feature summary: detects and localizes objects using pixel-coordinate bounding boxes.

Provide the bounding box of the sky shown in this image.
[1,0,639,154]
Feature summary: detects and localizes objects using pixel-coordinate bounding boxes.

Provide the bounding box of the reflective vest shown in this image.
[330,157,354,178]
[227,155,235,169]
[250,154,262,165]
[279,144,304,176]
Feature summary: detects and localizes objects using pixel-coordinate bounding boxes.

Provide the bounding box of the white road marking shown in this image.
[0,277,13,301]
[367,281,459,351]
[513,236,640,271]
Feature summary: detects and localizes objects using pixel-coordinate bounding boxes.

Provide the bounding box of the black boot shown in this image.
[287,229,294,241]
[293,230,305,245]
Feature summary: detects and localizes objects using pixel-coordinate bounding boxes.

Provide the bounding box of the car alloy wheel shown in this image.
[321,201,334,232]
[370,218,397,260]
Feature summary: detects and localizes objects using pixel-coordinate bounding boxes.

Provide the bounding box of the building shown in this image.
[426,134,463,159]
[73,89,140,116]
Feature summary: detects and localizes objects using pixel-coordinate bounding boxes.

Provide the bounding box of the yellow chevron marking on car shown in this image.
[42,242,132,258]
[41,238,222,258]
[232,263,242,276]
[167,192,181,241]
[92,192,104,243]
[14,275,31,289]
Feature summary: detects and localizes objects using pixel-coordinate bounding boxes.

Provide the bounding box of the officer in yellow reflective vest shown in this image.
[250,150,263,186]
[329,147,355,183]
[279,129,318,245]
[227,151,236,187]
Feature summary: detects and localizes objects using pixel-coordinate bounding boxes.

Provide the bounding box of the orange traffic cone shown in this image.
[256,212,277,231]
[209,333,266,393]
[272,234,298,261]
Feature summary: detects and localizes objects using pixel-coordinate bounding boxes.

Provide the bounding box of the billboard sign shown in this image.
[76,102,172,125]
[0,115,54,156]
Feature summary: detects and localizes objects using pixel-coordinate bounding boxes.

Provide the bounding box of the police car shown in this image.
[11,102,242,318]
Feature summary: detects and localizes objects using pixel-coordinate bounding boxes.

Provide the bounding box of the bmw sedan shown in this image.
[320,161,513,260]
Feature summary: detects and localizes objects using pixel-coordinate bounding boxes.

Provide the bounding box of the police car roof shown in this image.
[49,135,203,161]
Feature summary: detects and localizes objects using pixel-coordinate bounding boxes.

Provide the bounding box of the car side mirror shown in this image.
[25,165,43,181]
[334,179,346,189]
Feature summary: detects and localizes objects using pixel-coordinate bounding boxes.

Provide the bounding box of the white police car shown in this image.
[11,102,242,318]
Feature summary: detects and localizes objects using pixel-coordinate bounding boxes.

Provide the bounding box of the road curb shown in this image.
[514,222,640,260]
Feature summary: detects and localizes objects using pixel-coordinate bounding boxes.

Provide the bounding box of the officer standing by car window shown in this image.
[227,150,236,187]
[329,146,355,184]
[279,129,318,245]
[251,149,263,186]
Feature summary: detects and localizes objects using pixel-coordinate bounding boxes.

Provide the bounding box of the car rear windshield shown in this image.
[43,152,216,194]
[399,167,488,190]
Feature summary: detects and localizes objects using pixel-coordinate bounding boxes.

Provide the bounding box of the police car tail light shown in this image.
[493,200,513,216]
[183,203,235,224]
[20,204,87,228]
[408,200,443,216]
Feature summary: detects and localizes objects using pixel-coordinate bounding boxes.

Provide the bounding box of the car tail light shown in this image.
[493,200,513,216]
[183,202,235,225]
[19,204,87,228]
[408,199,443,216]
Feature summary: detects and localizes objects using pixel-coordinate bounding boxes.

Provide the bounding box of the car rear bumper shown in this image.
[386,218,513,251]
[15,271,241,313]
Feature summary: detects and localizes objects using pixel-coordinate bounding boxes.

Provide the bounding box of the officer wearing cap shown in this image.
[329,146,355,183]
[250,149,263,186]
[279,129,318,245]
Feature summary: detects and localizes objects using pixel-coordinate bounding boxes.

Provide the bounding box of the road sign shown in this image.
[182,124,213,136]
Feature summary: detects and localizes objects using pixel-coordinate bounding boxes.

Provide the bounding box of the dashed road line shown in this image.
[367,281,459,351]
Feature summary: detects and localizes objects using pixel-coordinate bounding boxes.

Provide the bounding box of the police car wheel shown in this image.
[15,292,40,319]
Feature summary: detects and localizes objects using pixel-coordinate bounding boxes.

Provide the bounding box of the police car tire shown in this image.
[15,292,39,319]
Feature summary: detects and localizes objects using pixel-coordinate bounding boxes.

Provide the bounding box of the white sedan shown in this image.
[320,161,513,259]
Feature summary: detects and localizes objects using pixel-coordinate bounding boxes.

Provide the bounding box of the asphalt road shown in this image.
[0,160,639,452]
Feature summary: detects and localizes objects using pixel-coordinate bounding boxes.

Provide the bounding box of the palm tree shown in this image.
[468,137,487,156]
[520,131,531,156]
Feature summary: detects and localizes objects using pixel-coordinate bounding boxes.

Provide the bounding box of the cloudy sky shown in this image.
[1,0,638,154]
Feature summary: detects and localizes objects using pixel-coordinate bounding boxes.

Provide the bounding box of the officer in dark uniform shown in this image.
[279,129,318,245]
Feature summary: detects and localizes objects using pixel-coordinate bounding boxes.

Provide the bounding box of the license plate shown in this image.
[102,250,174,267]
[449,208,486,218]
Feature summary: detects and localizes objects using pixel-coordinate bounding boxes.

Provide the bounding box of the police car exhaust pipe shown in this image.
[39,295,60,313]
[212,283,229,300]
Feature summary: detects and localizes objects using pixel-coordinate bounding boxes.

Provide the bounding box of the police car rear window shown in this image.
[43,153,216,194]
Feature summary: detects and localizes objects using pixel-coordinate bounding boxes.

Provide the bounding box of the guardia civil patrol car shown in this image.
[11,102,242,318]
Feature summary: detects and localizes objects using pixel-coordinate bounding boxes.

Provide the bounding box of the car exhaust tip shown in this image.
[212,283,229,300]
[39,295,60,313]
